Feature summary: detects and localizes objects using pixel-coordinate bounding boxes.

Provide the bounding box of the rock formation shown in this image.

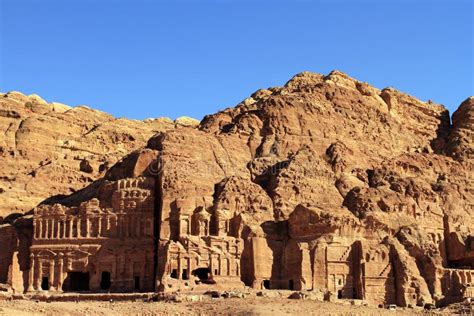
[0,71,472,308]
[0,91,199,216]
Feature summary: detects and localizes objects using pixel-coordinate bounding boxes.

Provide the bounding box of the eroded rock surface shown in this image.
[0,92,198,216]
[0,71,472,308]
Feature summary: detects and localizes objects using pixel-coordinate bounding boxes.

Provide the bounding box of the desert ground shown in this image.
[0,294,470,316]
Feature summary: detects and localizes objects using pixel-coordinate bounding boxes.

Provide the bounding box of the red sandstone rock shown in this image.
[0,71,472,308]
[0,92,198,216]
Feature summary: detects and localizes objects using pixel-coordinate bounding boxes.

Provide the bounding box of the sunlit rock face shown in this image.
[0,91,197,217]
[0,71,472,307]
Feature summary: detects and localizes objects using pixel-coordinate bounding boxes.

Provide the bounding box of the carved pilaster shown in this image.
[62,220,66,238]
[57,253,64,291]
[55,220,59,239]
[69,218,73,238]
[98,217,102,237]
[49,258,56,291]
[45,219,49,239]
[27,253,35,292]
[86,217,90,238]
[36,259,43,290]
[37,220,42,239]
[76,218,81,238]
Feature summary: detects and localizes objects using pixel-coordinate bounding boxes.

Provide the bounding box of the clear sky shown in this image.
[0,0,472,120]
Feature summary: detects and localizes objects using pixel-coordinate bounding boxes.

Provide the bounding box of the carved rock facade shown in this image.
[0,72,472,308]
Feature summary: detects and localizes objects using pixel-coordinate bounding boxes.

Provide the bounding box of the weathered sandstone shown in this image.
[0,71,472,308]
[0,91,198,216]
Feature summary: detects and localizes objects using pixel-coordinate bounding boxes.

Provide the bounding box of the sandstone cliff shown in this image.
[0,71,472,307]
[0,91,198,217]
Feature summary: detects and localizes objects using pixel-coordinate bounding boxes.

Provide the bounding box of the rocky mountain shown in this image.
[0,91,199,217]
[0,71,472,308]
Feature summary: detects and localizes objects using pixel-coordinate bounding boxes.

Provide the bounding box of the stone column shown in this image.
[106,214,110,231]
[86,217,90,238]
[62,220,67,238]
[36,259,43,290]
[106,215,111,237]
[52,219,56,238]
[218,257,222,276]
[98,217,102,237]
[50,219,54,238]
[57,253,64,291]
[38,220,43,239]
[76,218,81,238]
[45,219,50,239]
[69,219,73,238]
[27,253,35,292]
[49,258,56,291]
[209,253,214,275]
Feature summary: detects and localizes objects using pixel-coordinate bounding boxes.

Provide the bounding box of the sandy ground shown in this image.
[0,296,460,316]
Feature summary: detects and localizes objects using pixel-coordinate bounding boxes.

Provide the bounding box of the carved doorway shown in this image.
[41,277,50,291]
[64,272,89,291]
[192,268,214,284]
[100,271,111,290]
[134,276,140,291]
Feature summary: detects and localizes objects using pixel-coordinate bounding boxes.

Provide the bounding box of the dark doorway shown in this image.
[192,268,215,284]
[338,290,343,299]
[263,279,270,289]
[68,272,89,291]
[170,269,178,279]
[289,279,294,290]
[193,268,210,280]
[182,269,189,280]
[100,271,111,290]
[134,276,140,291]
[41,277,50,290]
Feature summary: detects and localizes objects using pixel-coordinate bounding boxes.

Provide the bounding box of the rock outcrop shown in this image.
[0,91,198,216]
[0,71,472,308]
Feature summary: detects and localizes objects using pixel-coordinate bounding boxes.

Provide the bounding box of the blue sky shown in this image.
[0,0,472,120]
